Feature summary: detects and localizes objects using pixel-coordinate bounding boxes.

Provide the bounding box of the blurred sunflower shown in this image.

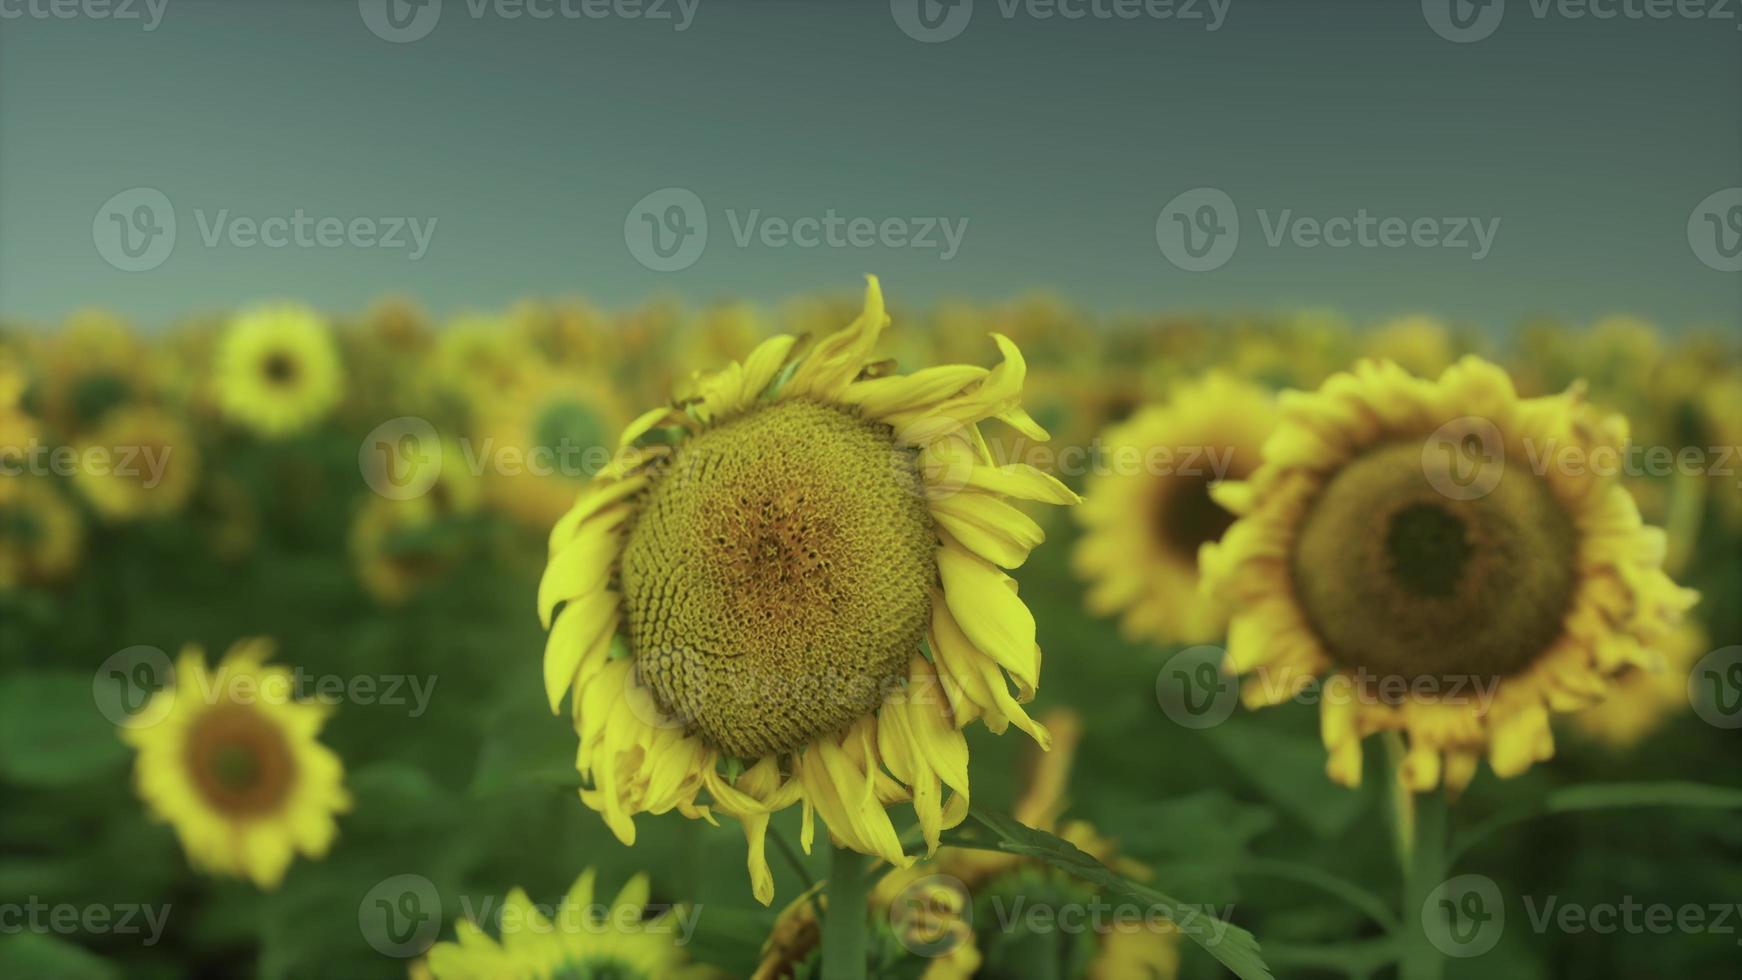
[122,639,350,889]
[432,314,537,408]
[1201,357,1698,793]
[753,711,1178,979]
[1361,315,1460,379]
[424,868,707,980]
[539,276,1076,904]
[71,405,199,521]
[0,477,84,589]
[1570,623,1708,749]
[215,304,345,437]
[39,310,146,435]
[351,441,481,604]
[477,369,631,530]
[1074,374,1278,644]
[752,878,982,980]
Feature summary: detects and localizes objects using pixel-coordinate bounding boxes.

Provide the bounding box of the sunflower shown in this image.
[0,477,83,589]
[752,879,982,980]
[1362,315,1461,379]
[214,304,345,437]
[71,405,200,521]
[424,868,707,980]
[477,368,632,530]
[38,310,146,435]
[122,639,350,889]
[1570,623,1707,749]
[1074,373,1279,645]
[752,711,1178,979]
[1201,357,1699,793]
[538,276,1076,905]
[351,442,482,604]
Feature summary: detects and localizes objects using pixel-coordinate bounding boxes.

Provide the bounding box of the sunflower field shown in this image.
[1,283,1739,980]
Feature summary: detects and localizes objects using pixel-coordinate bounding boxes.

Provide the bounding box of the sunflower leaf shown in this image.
[1449,782,1742,864]
[941,806,1274,980]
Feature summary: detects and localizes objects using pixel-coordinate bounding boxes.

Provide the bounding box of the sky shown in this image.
[1,0,1738,331]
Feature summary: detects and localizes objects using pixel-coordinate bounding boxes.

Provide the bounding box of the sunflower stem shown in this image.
[820,841,869,980]
[1383,732,1416,871]
[1399,790,1449,980]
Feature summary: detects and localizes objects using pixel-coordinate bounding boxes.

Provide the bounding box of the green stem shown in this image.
[819,841,869,980]
[1399,790,1449,980]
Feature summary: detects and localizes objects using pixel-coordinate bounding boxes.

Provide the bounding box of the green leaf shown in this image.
[940,806,1274,980]
[1201,716,1368,839]
[0,934,120,980]
[1450,782,1742,864]
[0,672,128,787]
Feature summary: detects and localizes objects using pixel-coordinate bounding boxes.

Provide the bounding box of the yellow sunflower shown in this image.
[752,879,982,980]
[39,310,147,435]
[71,405,199,521]
[1570,623,1708,749]
[424,868,707,980]
[753,710,1177,979]
[215,304,345,437]
[0,477,84,589]
[1201,357,1698,793]
[351,442,482,604]
[538,276,1076,905]
[477,368,632,531]
[1362,315,1461,379]
[121,639,350,889]
[1074,373,1279,645]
